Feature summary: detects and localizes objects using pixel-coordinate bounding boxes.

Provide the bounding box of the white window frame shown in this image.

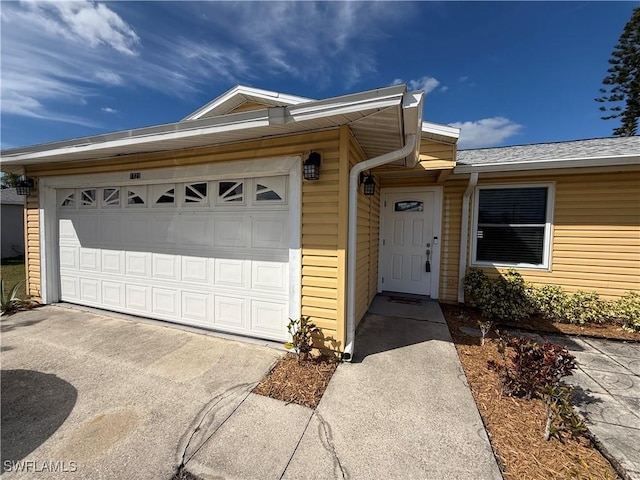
[471,182,555,270]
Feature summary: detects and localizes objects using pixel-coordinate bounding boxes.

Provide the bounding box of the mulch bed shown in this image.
[441,303,622,480]
[253,353,339,409]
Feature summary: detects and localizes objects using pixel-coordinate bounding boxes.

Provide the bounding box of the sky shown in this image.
[0,1,636,151]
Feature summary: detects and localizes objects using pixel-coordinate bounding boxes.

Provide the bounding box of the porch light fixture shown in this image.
[15,176,35,196]
[360,172,376,196]
[303,151,321,181]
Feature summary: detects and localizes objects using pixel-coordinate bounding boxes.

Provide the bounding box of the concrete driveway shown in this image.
[1,306,282,480]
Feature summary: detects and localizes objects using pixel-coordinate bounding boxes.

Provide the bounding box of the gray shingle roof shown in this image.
[0,188,24,205]
[457,136,640,166]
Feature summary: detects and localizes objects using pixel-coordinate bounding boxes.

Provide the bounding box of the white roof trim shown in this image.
[454,154,640,174]
[2,108,277,164]
[1,86,411,166]
[289,85,406,121]
[421,121,460,140]
[183,85,312,121]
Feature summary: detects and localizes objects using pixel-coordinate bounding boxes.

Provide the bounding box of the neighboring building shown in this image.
[0,188,24,259]
[1,85,638,358]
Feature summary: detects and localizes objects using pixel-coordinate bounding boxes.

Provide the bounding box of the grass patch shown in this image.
[1,262,26,298]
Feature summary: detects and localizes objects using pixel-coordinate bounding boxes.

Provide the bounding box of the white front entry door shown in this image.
[380,190,437,296]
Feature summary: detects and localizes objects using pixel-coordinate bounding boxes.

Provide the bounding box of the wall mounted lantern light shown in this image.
[360,172,376,196]
[15,176,35,196]
[303,151,321,181]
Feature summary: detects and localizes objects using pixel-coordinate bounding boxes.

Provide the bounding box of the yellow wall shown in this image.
[25,129,346,349]
[441,169,640,301]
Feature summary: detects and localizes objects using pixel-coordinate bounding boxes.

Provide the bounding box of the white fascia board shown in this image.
[183,85,312,121]
[402,91,424,167]
[454,154,640,174]
[422,121,460,141]
[289,85,406,121]
[1,108,275,165]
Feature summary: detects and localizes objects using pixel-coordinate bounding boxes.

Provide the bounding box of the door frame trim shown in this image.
[377,186,443,299]
[39,156,302,327]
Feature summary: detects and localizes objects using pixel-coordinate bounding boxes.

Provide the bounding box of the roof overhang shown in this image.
[421,121,460,145]
[183,85,312,120]
[1,85,423,168]
[454,154,640,174]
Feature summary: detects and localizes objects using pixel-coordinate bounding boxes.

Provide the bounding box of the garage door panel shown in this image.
[252,261,287,292]
[57,174,291,342]
[214,215,248,247]
[152,254,180,281]
[251,214,288,249]
[181,256,210,283]
[251,300,287,338]
[125,251,151,277]
[79,248,100,272]
[123,216,149,245]
[180,214,213,246]
[60,247,78,269]
[214,296,247,329]
[102,281,123,307]
[60,276,79,300]
[101,250,125,275]
[80,278,100,303]
[214,258,247,288]
[99,215,122,245]
[181,291,210,322]
[125,284,150,311]
[152,287,180,316]
[59,219,79,244]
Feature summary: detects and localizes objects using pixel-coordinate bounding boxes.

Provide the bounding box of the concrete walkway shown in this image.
[543,334,640,480]
[187,295,502,479]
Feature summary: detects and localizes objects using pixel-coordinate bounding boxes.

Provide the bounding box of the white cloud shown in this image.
[1,1,412,127]
[459,76,469,83]
[449,117,523,148]
[101,107,118,114]
[390,76,443,95]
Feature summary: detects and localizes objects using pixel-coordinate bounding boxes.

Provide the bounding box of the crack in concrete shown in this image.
[279,411,314,480]
[315,412,348,480]
[177,382,255,469]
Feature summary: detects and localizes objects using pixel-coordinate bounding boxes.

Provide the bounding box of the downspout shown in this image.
[457,172,479,303]
[343,133,416,361]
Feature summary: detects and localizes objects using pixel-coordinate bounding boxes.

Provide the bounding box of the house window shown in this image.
[472,184,554,268]
[217,181,244,203]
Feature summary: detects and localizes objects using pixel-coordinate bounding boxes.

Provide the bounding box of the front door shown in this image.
[380,190,436,296]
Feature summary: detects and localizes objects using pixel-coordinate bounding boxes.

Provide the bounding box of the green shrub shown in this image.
[610,291,640,332]
[532,284,568,321]
[284,316,320,363]
[463,268,532,321]
[563,291,605,325]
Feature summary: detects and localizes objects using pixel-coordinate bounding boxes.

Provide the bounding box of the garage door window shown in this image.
[79,189,97,208]
[472,183,554,269]
[218,181,244,204]
[103,188,120,207]
[152,184,176,205]
[60,190,75,208]
[255,176,286,202]
[127,187,146,206]
[184,183,208,204]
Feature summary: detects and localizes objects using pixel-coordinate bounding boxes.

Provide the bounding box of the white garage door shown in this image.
[56,176,291,341]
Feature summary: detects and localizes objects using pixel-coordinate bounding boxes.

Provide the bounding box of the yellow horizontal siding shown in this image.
[439,170,640,302]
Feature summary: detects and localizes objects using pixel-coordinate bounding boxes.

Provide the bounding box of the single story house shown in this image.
[1,85,638,359]
[0,187,25,259]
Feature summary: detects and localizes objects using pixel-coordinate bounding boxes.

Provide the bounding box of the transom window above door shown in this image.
[394,200,424,212]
